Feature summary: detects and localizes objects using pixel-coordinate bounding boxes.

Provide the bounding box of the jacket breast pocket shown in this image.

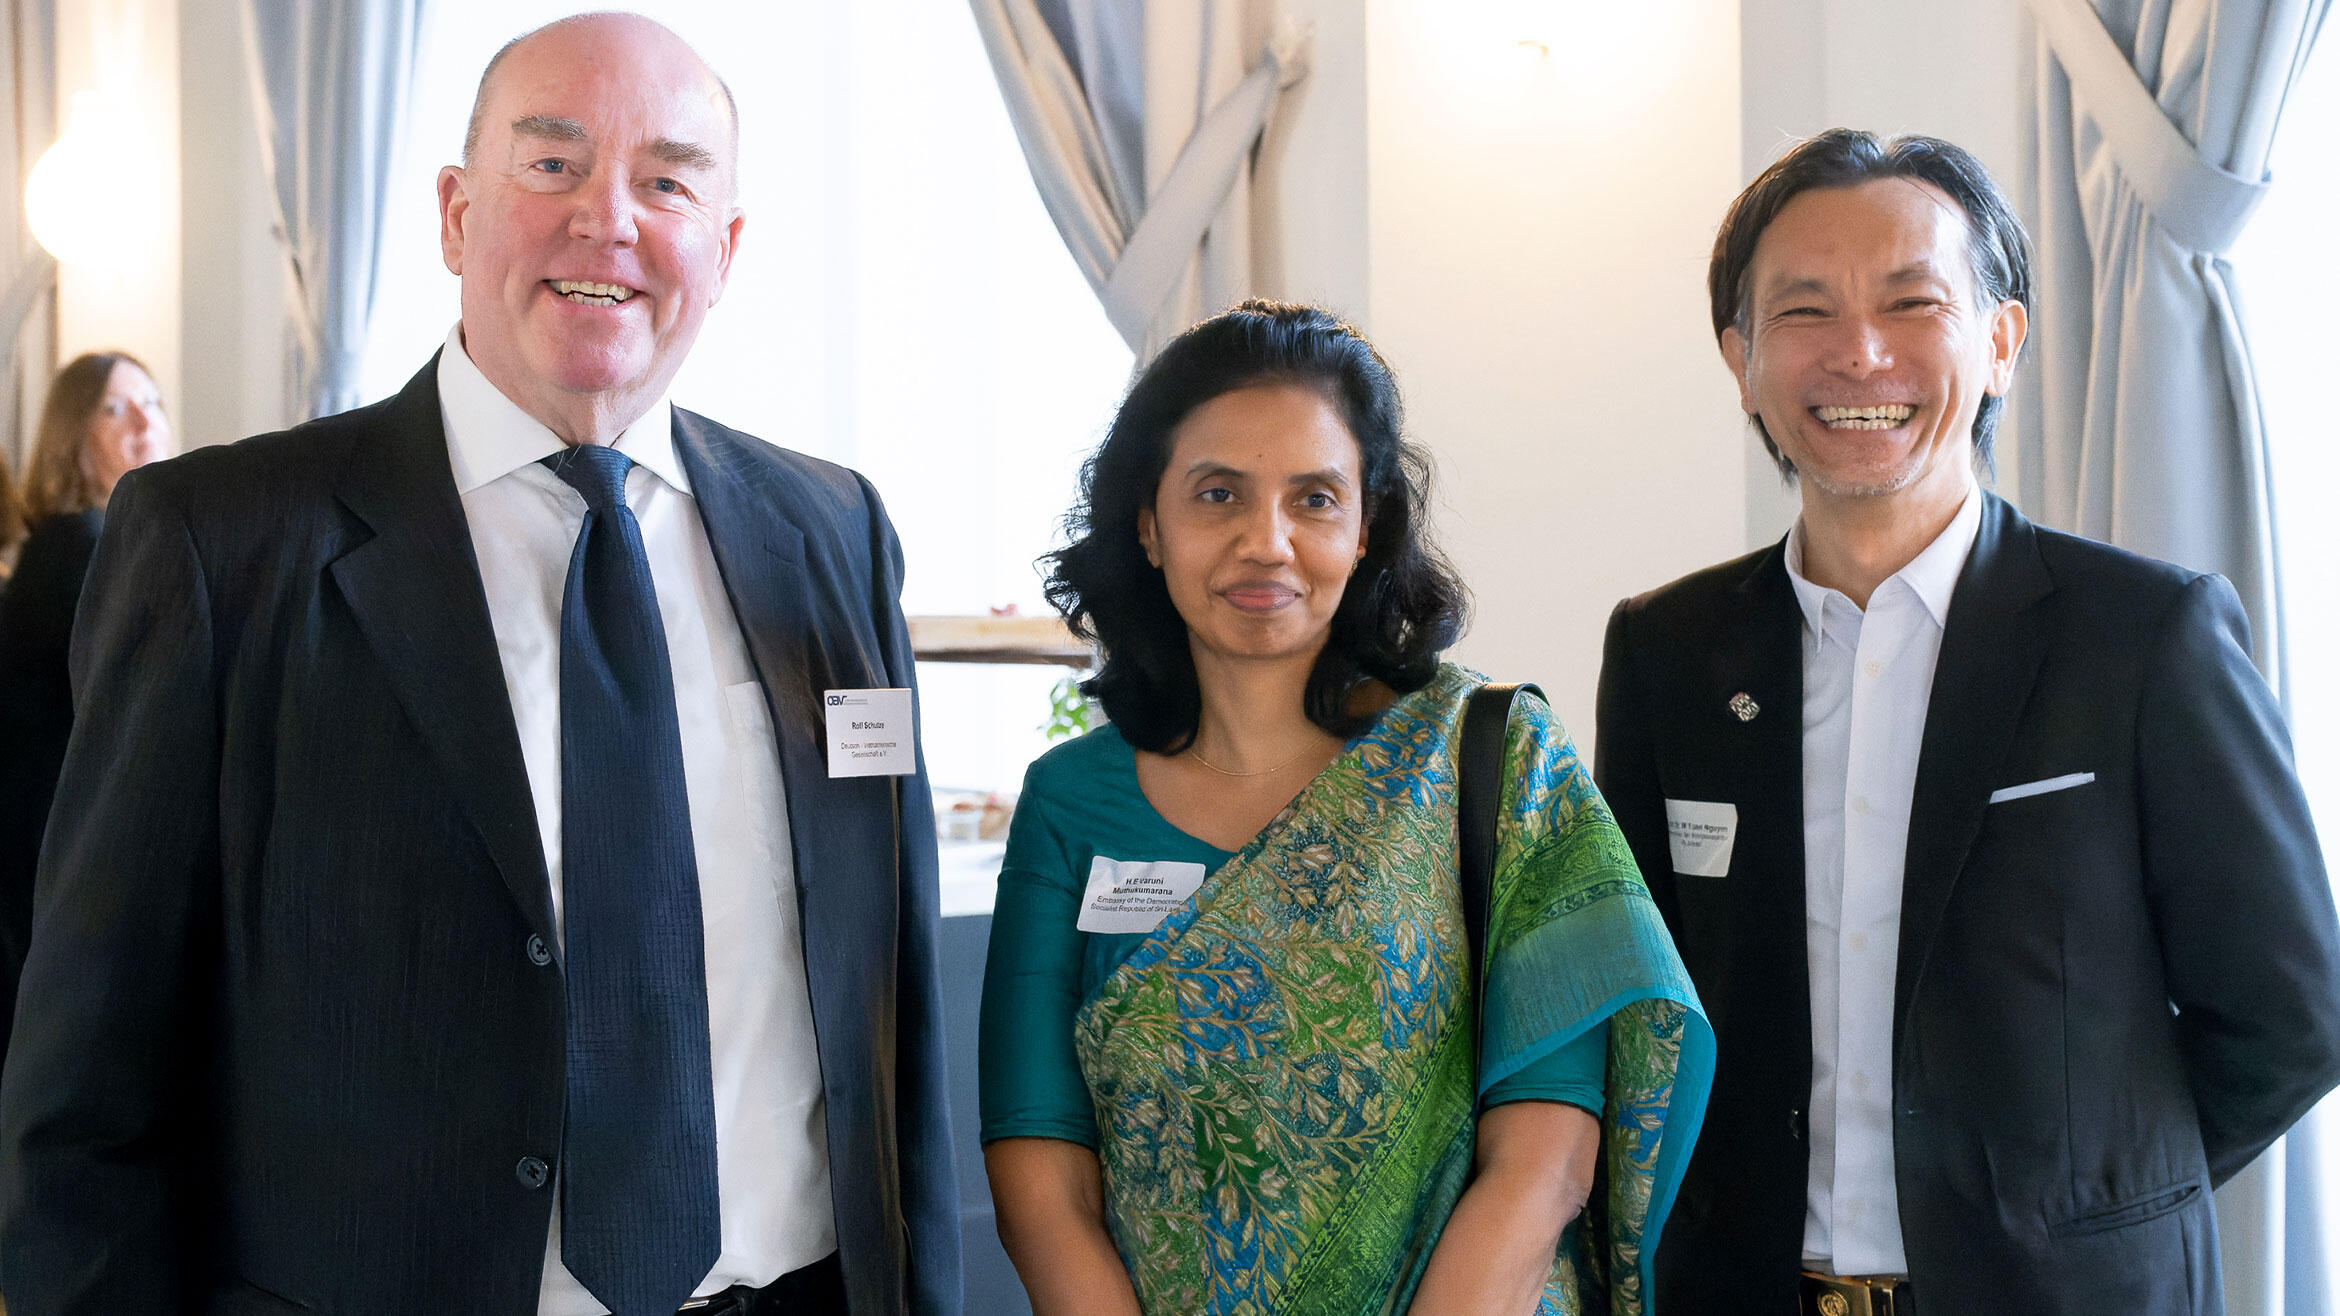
[1972,766,2111,867]
[1989,771,2096,806]
[1961,763,2137,962]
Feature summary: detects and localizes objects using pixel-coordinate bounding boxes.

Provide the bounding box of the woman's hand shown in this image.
[1408,1099,1601,1315]
[985,1137,1145,1316]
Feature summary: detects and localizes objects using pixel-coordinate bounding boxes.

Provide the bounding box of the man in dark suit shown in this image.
[0,15,959,1315]
[1596,129,2340,1315]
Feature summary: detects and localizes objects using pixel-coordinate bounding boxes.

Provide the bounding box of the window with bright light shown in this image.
[362,4,1130,795]
[2234,47,2338,840]
[2230,30,2340,1268]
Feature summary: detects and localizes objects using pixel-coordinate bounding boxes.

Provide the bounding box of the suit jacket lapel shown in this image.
[1894,492,2055,1045]
[1726,545,1817,1065]
[327,359,556,944]
[1724,545,1808,808]
[669,411,822,775]
[670,415,884,982]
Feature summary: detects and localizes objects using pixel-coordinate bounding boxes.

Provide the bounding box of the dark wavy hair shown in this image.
[1710,128,2033,478]
[1044,300,1468,754]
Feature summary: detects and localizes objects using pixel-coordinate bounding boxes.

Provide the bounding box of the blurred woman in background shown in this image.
[0,351,173,1070]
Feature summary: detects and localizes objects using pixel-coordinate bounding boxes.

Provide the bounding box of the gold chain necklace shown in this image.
[1186,743,1313,778]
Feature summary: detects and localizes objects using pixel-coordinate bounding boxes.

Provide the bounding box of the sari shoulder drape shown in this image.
[1073,664,1712,1315]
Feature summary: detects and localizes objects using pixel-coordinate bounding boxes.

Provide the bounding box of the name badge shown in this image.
[824,688,916,778]
[1664,799,1738,876]
[1077,857,1208,933]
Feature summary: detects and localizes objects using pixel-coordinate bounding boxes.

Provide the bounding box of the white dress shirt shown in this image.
[1787,484,1981,1278]
[434,330,835,1313]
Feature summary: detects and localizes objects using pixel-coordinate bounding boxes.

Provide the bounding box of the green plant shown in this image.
[1043,673,1096,742]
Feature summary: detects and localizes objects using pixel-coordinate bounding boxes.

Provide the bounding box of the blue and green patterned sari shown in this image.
[1071,663,1713,1314]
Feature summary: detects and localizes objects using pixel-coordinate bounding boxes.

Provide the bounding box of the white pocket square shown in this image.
[1988,772,2096,805]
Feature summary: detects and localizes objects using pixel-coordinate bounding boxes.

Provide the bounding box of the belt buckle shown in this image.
[1802,1271,1904,1316]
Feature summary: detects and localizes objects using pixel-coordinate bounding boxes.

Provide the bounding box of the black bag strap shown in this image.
[1458,681,1539,1037]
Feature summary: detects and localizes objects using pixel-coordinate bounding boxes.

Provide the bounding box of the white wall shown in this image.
[1262,0,1748,734]
[176,0,288,449]
[1254,0,1371,321]
[52,0,180,412]
[1736,0,2032,547]
[35,0,290,448]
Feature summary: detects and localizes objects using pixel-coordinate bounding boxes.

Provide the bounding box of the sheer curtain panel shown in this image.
[969,0,1304,362]
[2023,0,2333,1311]
[240,0,426,422]
[1,0,54,470]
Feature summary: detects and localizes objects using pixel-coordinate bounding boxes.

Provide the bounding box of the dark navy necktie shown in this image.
[544,445,721,1315]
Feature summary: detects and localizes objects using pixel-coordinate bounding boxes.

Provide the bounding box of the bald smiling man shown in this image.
[0,16,960,1315]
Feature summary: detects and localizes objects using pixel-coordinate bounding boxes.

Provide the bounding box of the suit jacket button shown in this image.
[1789,1108,1808,1141]
[516,1156,550,1189]
[526,934,552,967]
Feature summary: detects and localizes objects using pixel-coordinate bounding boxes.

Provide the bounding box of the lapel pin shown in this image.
[1729,692,1760,723]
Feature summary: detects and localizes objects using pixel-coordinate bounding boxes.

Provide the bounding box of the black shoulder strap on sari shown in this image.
[1459,681,1539,1039]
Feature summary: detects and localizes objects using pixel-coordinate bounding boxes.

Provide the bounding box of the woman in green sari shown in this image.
[979,301,1713,1314]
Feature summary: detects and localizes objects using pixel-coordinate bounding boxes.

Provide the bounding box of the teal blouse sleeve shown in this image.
[978,785,1101,1148]
[1482,1021,1608,1115]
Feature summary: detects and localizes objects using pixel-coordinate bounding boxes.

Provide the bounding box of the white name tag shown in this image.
[823,688,916,778]
[1076,857,1208,934]
[1664,799,1738,877]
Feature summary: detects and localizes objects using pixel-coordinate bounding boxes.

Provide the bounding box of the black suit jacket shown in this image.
[0,510,103,1073]
[0,362,962,1314]
[1595,493,2340,1315]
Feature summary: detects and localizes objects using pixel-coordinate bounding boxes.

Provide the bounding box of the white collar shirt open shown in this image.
[1786,484,1982,1278]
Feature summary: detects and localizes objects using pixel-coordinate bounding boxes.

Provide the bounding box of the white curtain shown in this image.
[1,0,55,469]
[240,0,426,422]
[968,0,1305,363]
[2023,0,2332,1311]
